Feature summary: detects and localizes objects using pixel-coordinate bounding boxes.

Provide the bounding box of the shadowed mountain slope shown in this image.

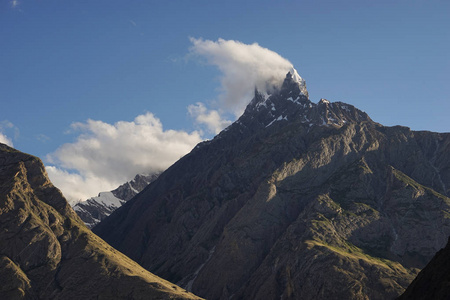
[94,70,450,300]
[0,143,201,300]
[398,237,450,300]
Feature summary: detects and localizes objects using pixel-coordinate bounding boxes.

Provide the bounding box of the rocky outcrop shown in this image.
[73,173,159,228]
[398,237,450,299]
[94,71,450,300]
[0,143,201,299]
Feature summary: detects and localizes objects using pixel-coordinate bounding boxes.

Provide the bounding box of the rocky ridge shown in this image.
[94,70,450,299]
[0,143,201,299]
[73,173,159,228]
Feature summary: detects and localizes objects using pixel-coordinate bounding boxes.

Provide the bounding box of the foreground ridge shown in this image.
[0,143,201,300]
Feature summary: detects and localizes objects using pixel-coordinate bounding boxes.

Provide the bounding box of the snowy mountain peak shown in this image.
[236,77,372,133]
[288,67,303,84]
[283,67,309,99]
[224,67,371,139]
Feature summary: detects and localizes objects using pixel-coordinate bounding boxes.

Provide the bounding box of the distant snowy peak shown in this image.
[73,192,124,228]
[73,172,160,228]
[93,191,123,208]
[112,173,159,201]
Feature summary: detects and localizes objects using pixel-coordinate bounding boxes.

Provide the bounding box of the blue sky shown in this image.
[1,0,449,202]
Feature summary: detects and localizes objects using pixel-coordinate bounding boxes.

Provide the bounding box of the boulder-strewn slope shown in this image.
[74,173,160,228]
[398,237,450,299]
[95,70,450,300]
[0,143,201,300]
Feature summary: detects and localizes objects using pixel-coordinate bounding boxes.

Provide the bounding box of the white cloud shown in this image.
[189,38,294,117]
[188,102,232,134]
[45,166,114,205]
[0,132,13,147]
[0,121,17,147]
[46,112,202,204]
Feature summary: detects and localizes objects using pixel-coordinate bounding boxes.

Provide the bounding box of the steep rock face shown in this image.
[73,173,159,228]
[94,70,450,300]
[0,144,200,300]
[398,238,450,299]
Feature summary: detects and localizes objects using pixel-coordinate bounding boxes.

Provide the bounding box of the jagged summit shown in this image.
[286,67,308,98]
[238,70,372,133]
[249,67,308,109]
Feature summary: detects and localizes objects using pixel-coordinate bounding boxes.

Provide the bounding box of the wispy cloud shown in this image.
[10,0,19,9]
[36,134,51,143]
[189,38,294,117]
[188,102,232,134]
[46,112,202,204]
[1,120,15,130]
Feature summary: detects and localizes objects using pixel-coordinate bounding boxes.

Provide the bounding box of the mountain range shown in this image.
[93,69,450,299]
[1,68,449,299]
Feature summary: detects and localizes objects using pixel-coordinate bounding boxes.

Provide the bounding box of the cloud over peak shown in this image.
[45,38,300,204]
[189,38,294,117]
